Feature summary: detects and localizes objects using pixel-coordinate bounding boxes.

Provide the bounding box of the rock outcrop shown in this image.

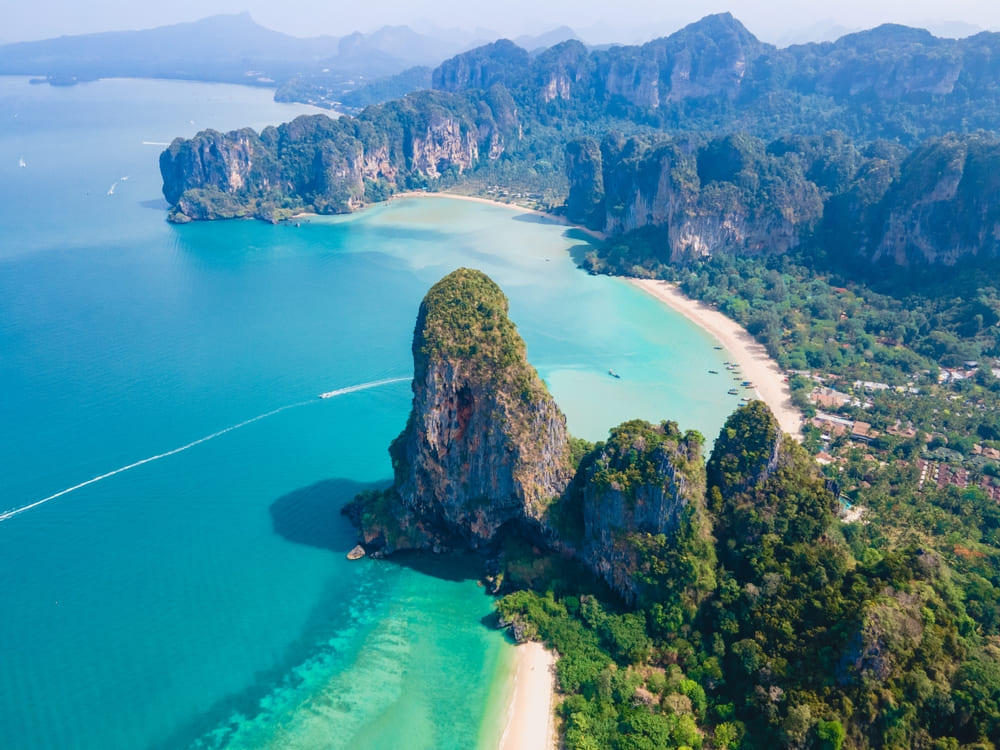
[706,400,783,498]
[580,420,710,604]
[870,133,1000,266]
[358,268,573,552]
[349,269,726,606]
[568,132,823,260]
[160,90,519,222]
[432,39,530,93]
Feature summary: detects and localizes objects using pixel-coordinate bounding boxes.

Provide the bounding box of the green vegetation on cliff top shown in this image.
[413,268,547,404]
[588,419,703,500]
[415,268,521,365]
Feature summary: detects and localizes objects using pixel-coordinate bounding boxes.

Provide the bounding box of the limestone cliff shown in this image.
[580,420,711,606]
[348,268,722,609]
[360,268,573,552]
[568,133,822,260]
[160,90,519,222]
[432,39,530,93]
[870,133,1000,266]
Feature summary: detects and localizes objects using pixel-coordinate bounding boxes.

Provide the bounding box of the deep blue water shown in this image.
[0,77,737,749]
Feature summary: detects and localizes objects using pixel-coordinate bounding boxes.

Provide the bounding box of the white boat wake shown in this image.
[318,376,409,399]
[0,376,409,524]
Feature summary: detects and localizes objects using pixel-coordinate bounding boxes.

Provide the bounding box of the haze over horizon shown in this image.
[4,1,1000,47]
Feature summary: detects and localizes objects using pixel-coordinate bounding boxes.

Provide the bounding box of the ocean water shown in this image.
[0,77,737,749]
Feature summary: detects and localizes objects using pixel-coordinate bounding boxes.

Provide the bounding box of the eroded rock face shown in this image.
[372,269,573,551]
[160,128,279,206]
[871,133,1000,266]
[160,93,518,222]
[567,133,822,260]
[580,420,707,604]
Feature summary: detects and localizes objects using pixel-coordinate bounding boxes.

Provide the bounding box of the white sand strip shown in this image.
[630,279,803,440]
[499,641,556,750]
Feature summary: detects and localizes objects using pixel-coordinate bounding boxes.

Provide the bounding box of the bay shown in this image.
[0,77,736,749]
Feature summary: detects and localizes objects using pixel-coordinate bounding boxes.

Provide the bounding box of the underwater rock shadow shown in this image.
[510,212,601,242]
[269,477,389,552]
[510,211,563,228]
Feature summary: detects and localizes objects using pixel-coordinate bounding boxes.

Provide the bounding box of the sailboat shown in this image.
[18,156,26,168]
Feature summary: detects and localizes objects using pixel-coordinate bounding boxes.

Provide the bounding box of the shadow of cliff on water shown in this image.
[568,242,597,267]
[382,549,489,582]
[268,477,389,552]
[269,477,492,584]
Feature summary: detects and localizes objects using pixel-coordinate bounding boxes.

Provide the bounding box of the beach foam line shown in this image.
[142,141,171,146]
[0,376,410,524]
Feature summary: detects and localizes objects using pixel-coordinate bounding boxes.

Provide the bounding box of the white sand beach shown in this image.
[392,190,609,242]
[499,641,556,750]
[630,279,803,440]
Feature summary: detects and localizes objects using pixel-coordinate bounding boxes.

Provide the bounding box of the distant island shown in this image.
[346,268,1000,749]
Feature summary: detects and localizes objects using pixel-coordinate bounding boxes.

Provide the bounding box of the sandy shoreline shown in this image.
[499,641,556,750]
[629,279,803,440]
[391,190,609,242]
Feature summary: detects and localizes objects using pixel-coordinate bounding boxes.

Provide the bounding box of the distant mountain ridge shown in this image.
[0,13,337,85]
[427,13,1000,141]
[0,13,471,89]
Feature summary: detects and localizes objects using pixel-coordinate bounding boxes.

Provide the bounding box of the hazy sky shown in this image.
[5,0,1000,45]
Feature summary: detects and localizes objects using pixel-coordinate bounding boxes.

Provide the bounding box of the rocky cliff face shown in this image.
[573,127,1000,269]
[581,420,708,604]
[361,269,573,553]
[159,128,280,207]
[596,13,767,109]
[568,133,822,260]
[160,90,519,222]
[428,13,1000,140]
[870,133,1000,266]
[432,39,530,93]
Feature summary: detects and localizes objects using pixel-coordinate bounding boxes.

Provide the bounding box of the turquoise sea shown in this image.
[0,77,737,749]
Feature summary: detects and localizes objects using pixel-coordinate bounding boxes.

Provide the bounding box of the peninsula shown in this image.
[344,268,996,749]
